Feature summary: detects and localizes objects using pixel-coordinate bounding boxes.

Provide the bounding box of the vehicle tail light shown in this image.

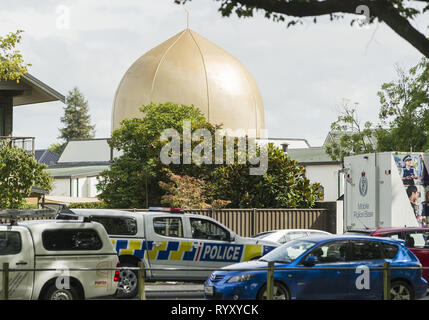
[114,262,120,282]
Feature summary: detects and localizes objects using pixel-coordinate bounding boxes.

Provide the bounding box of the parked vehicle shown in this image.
[345,227,429,282]
[58,207,279,298]
[0,219,119,300]
[343,152,429,231]
[252,229,332,244]
[204,235,428,300]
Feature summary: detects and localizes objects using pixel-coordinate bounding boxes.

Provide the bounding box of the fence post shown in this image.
[138,261,146,300]
[266,261,274,300]
[2,262,9,300]
[383,261,391,300]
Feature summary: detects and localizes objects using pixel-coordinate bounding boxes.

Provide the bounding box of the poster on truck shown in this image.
[393,153,429,227]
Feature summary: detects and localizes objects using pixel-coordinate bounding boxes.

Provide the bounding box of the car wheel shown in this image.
[390,281,414,300]
[44,284,79,300]
[116,263,138,299]
[257,282,290,300]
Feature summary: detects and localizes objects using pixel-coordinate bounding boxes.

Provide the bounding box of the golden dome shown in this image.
[112,29,265,137]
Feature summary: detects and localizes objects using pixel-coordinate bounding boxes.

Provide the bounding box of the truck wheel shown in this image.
[116,263,138,299]
[44,285,79,300]
[257,282,290,300]
[390,281,414,300]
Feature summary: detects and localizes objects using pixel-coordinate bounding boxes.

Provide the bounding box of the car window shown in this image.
[42,229,102,251]
[263,240,316,263]
[350,241,383,261]
[284,231,308,243]
[153,217,183,238]
[382,243,399,259]
[404,231,429,249]
[90,216,137,235]
[190,218,229,241]
[307,241,349,263]
[381,232,402,241]
[0,231,21,255]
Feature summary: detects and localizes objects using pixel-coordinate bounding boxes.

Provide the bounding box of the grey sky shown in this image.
[1,0,426,149]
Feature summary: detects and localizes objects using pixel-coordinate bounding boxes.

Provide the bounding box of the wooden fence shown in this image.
[187,208,331,237]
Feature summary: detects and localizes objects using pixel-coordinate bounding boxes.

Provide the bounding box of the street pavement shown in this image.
[98,282,429,300]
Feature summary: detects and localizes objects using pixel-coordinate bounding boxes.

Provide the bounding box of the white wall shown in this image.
[50,178,71,197]
[304,164,343,202]
[50,176,101,198]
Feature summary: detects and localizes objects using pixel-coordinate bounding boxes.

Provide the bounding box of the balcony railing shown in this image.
[0,136,35,153]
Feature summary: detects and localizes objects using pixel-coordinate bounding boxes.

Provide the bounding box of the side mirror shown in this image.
[303,255,318,267]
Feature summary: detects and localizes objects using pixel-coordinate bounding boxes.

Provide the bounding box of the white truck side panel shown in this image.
[344,152,423,230]
[344,153,377,229]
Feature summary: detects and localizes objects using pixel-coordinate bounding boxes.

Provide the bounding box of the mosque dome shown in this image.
[112,28,265,137]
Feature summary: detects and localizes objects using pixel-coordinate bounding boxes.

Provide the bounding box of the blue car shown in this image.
[204,235,428,300]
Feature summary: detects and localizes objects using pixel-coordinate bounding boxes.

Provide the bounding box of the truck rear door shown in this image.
[0,226,34,299]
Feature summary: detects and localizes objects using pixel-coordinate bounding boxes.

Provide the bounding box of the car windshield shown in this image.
[252,231,276,239]
[260,240,316,263]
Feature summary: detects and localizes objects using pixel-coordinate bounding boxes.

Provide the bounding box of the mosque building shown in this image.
[45,28,341,205]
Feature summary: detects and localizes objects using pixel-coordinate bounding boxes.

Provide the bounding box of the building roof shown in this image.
[46,165,110,178]
[57,139,119,164]
[257,138,311,149]
[0,73,66,106]
[287,147,340,165]
[112,28,265,137]
[35,149,60,166]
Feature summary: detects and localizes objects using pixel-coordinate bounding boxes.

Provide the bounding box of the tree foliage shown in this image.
[0,30,30,82]
[325,58,429,161]
[59,87,95,143]
[208,143,321,208]
[98,102,321,209]
[175,0,429,57]
[324,100,377,162]
[377,58,429,152]
[97,102,219,208]
[0,141,52,209]
[159,169,230,209]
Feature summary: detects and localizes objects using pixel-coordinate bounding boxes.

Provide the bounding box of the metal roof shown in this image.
[287,147,340,165]
[46,165,109,178]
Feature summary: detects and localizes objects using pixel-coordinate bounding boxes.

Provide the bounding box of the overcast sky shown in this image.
[1,0,427,149]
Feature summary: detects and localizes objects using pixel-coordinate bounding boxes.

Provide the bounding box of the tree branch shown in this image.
[178,0,429,57]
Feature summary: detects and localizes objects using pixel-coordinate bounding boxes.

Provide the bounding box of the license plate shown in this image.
[204,286,214,296]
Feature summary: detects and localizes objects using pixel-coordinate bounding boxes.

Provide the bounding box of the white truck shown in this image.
[59,207,279,298]
[0,219,119,300]
[343,152,429,231]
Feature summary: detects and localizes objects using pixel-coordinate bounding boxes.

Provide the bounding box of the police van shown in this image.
[0,219,119,300]
[60,208,279,298]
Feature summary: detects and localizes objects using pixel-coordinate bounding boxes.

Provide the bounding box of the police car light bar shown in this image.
[148,207,185,213]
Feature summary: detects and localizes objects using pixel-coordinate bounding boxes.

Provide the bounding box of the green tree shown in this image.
[208,143,321,208]
[377,58,429,152]
[324,100,377,162]
[0,141,52,209]
[57,87,95,148]
[98,102,321,209]
[97,102,219,208]
[159,169,230,209]
[0,30,31,82]
[175,0,429,58]
[325,58,429,161]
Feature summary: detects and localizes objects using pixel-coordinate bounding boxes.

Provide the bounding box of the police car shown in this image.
[0,218,119,300]
[59,207,279,298]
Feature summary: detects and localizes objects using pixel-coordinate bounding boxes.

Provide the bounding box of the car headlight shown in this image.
[227,274,254,283]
